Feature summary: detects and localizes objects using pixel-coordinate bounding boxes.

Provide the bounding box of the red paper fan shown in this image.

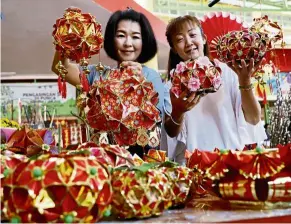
[238,149,285,179]
[186,149,219,172]
[200,12,248,58]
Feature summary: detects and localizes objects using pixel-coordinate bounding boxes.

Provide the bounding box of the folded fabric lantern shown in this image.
[76,142,135,168]
[111,166,172,219]
[170,56,222,97]
[214,15,283,68]
[84,67,161,147]
[2,153,112,223]
[52,7,104,97]
[250,15,283,48]
[215,29,268,67]
[3,126,56,157]
[186,147,291,205]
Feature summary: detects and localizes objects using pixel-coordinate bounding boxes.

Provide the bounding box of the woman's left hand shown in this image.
[120,61,142,74]
[230,58,266,85]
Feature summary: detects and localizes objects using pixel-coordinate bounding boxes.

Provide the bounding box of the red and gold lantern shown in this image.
[186,147,291,205]
[215,15,283,68]
[111,167,172,219]
[4,125,52,157]
[3,154,112,223]
[170,57,222,97]
[250,15,283,47]
[160,165,194,207]
[84,67,161,147]
[52,7,104,97]
[215,29,267,67]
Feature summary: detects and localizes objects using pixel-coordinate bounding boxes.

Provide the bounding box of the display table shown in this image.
[101,196,291,223]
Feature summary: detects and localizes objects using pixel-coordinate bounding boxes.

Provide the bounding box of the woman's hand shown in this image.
[230,58,266,86]
[170,90,201,121]
[120,61,142,74]
[229,58,264,125]
[164,89,201,138]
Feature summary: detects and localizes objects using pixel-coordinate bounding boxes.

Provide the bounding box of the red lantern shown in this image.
[215,29,268,68]
[111,168,172,219]
[52,7,104,97]
[3,154,112,223]
[170,57,222,97]
[84,68,161,147]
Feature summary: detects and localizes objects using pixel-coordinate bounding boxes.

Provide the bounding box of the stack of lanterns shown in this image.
[0,7,210,223]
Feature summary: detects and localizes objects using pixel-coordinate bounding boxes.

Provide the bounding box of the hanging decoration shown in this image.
[52,7,104,97]
[250,15,283,48]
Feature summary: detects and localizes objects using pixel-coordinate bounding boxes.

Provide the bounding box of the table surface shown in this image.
[101,196,291,223]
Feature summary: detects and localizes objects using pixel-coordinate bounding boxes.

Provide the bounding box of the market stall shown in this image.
[1,1,291,223]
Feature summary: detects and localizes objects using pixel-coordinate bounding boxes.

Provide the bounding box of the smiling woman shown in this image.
[104,8,157,64]
[51,8,164,112]
[114,20,142,62]
[51,8,165,157]
[162,15,267,163]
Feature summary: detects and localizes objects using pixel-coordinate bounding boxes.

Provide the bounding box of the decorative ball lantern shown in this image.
[52,7,104,97]
[111,166,172,219]
[170,56,222,97]
[3,154,113,223]
[84,67,161,147]
[215,29,268,67]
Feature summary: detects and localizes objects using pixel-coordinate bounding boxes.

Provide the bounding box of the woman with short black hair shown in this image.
[51,8,163,112]
[104,9,157,64]
[51,8,164,157]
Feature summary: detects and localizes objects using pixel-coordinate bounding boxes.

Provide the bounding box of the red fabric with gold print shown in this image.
[2,153,112,223]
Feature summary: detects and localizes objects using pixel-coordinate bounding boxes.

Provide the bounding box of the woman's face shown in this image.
[172,23,206,61]
[114,20,142,62]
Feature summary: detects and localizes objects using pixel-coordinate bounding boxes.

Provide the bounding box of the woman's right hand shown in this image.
[170,90,201,121]
[164,89,201,138]
[51,51,80,87]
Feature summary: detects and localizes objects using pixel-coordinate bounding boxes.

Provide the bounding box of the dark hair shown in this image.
[165,15,211,79]
[104,9,157,63]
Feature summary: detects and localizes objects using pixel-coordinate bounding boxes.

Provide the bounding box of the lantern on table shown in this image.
[2,153,113,223]
[186,147,291,207]
[111,165,172,219]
